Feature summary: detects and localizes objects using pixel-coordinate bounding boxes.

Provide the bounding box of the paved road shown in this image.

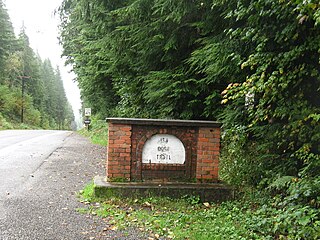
[0,130,144,240]
[0,130,71,198]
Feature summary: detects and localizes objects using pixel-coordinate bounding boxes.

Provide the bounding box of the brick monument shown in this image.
[106,118,221,183]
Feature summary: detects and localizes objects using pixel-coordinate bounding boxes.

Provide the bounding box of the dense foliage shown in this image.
[60,1,319,238]
[0,0,74,129]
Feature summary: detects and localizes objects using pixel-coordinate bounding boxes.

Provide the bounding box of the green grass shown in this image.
[78,118,108,146]
[77,182,320,239]
[77,183,267,239]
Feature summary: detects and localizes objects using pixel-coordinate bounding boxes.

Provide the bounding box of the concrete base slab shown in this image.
[94,176,234,203]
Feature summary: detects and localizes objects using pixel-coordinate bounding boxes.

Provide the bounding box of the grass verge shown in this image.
[76,182,320,240]
[78,118,108,146]
[77,183,254,239]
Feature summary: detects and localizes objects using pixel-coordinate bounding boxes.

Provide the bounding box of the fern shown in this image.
[269,176,295,191]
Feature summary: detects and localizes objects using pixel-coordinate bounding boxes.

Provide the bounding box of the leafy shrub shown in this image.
[0,112,13,129]
[219,125,265,187]
[247,202,320,239]
[25,106,41,126]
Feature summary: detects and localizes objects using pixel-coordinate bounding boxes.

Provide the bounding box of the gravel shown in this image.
[0,133,145,240]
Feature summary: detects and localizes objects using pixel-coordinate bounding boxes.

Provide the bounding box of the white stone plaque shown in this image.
[142,134,185,164]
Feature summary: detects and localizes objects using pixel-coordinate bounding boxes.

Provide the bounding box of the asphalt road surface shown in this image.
[0,130,144,240]
[0,130,72,198]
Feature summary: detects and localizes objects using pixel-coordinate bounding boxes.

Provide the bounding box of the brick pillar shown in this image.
[106,123,132,181]
[196,127,220,182]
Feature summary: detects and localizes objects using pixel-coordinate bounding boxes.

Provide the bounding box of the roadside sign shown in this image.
[84,108,91,117]
[84,117,91,131]
[84,119,91,125]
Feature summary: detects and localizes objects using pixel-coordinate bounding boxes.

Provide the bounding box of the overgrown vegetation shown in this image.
[0,0,74,130]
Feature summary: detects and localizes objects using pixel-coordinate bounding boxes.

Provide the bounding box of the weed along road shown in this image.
[0,130,142,240]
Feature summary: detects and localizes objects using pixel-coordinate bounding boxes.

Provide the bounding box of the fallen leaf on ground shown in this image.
[110,226,118,231]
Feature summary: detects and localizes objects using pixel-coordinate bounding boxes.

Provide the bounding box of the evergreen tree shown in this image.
[0,0,17,83]
[0,3,74,129]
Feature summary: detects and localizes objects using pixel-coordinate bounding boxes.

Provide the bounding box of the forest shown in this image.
[59,0,320,239]
[0,0,74,130]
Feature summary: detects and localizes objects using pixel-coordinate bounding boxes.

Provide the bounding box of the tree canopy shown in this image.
[0,0,74,129]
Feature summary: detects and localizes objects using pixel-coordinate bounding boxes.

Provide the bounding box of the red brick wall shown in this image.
[106,119,221,183]
[106,123,132,180]
[196,128,220,182]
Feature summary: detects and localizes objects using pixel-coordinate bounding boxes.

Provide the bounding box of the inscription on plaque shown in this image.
[142,134,185,164]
